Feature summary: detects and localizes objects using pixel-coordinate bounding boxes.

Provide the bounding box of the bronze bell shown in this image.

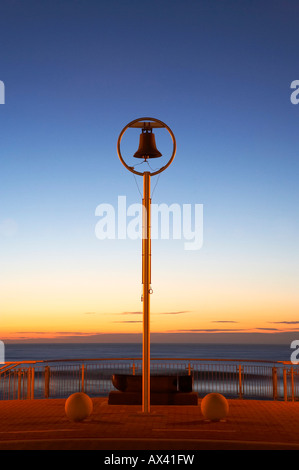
[133,129,162,159]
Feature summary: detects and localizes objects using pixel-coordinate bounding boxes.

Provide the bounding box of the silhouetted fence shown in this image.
[0,358,298,401]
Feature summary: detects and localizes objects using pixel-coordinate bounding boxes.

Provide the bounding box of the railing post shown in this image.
[238,365,242,399]
[283,368,288,402]
[272,367,278,401]
[27,368,31,399]
[18,370,21,400]
[291,366,294,402]
[132,362,136,376]
[81,364,85,392]
[31,368,35,400]
[44,366,50,399]
[8,373,11,400]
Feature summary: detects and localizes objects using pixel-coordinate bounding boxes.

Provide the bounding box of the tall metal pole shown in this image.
[142,171,151,413]
[117,117,176,414]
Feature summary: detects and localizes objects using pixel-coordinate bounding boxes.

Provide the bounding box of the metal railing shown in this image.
[0,358,298,401]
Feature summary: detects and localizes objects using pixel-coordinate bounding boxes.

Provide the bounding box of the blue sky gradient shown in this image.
[0,0,299,342]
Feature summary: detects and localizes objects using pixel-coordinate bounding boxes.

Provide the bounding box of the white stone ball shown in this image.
[201,393,229,421]
[65,392,93,422]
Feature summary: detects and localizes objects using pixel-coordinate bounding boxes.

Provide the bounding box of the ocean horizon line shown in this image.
[2,329,299,345]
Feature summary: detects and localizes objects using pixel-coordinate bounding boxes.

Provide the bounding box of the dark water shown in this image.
[4,342,292,363]
[2,343,295,401]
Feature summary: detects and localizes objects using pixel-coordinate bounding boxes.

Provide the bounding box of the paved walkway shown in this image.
[0,398,299,450]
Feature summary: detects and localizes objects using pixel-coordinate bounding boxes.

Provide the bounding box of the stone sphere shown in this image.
[65,392,93,422]
[201,393,229,421]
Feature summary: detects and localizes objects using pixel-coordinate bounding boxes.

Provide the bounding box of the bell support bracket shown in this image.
[117,117,176,177]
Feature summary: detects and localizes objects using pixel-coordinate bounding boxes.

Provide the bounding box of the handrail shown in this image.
[0,361,43,376]
[1,357,298,402]
[1,357,287,366]
[0,363,24,375]
[54,357,281,364]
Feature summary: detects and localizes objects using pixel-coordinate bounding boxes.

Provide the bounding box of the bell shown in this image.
[133,129,162,159]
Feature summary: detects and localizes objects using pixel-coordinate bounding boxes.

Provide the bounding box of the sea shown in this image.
[3,342,294,363]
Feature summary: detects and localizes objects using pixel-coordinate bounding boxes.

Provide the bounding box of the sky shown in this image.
[0,0,298,344]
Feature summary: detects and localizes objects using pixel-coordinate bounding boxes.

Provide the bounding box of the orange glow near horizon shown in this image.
[1,256,299,342]
[2,299,299,342]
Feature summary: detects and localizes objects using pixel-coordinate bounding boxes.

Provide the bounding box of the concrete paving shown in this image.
[0,397,299,450]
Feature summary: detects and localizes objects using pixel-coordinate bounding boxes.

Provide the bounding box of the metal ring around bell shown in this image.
[117,117,176,177]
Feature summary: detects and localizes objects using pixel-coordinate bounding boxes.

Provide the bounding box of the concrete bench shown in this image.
[108,374,198,405]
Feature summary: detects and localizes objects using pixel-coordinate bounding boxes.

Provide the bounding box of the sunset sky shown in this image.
[1,0,299,343]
